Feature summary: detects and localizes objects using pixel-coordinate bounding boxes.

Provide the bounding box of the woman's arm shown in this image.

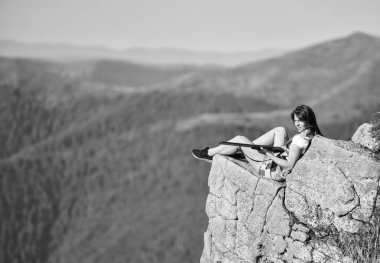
[261,144,302,170]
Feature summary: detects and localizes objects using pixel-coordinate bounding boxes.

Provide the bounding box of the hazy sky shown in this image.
[0,0,379,52]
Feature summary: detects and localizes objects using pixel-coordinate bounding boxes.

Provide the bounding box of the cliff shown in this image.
[200,124,380,263]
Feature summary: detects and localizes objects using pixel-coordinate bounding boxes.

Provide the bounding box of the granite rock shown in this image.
[351,123,380,152]
[201,125,380,263]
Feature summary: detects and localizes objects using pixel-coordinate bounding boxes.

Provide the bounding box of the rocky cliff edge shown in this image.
[200,123,380,263]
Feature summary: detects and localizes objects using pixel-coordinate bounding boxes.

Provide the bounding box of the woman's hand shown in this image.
[280,146,289,153]
[260,147,271,155]
[260,145,302,170]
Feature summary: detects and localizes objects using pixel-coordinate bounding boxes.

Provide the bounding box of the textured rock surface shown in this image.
[200,130,380,263]
[351,123,380,152]
[201,155,287,263]
[286,136,380,233]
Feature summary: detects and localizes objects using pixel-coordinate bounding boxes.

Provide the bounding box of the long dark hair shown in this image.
[291,105,323,136]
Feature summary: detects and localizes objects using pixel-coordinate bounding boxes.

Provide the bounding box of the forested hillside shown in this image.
[1,32,379,263]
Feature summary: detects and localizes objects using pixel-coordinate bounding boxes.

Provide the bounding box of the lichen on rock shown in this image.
[352,122,380,153]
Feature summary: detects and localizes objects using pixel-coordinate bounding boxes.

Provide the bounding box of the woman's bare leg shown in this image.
[205,127,288,173]
[207,135,268,169]
[252,127,288,147]
[246,127,289,171]
[208,127,288,160]
[207,135,247,156]
[208,127,288,155]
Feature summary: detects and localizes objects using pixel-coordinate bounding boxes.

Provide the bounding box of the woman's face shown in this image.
[293,115,308,133]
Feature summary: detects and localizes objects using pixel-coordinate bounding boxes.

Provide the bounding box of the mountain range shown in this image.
[0,31,379,263]
[0,39,284,66]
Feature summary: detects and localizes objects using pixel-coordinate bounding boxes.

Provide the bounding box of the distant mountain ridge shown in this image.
[1,32,379,124]
[0,39,285,66]
[1,31,380,263]
[163,32,380,125]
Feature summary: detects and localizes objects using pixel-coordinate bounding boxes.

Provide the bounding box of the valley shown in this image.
[0,32,379,263]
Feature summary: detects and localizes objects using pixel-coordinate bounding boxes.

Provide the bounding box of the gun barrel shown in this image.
[219,141,285,153]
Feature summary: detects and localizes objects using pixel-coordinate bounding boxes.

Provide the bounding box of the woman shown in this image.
[192,105,323,181]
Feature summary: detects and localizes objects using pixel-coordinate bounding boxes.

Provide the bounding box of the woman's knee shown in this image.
[275,127,287,137]
[232,135,250,143]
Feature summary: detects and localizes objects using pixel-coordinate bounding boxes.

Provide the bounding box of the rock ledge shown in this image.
[200,134,380,263]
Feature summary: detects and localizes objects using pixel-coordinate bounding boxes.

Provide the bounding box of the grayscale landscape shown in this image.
[1,30,380,262]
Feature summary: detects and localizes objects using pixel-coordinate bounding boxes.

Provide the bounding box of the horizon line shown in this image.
[0,30,377,54]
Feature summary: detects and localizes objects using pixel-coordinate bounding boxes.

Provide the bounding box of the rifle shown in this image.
[219,141,286,153]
